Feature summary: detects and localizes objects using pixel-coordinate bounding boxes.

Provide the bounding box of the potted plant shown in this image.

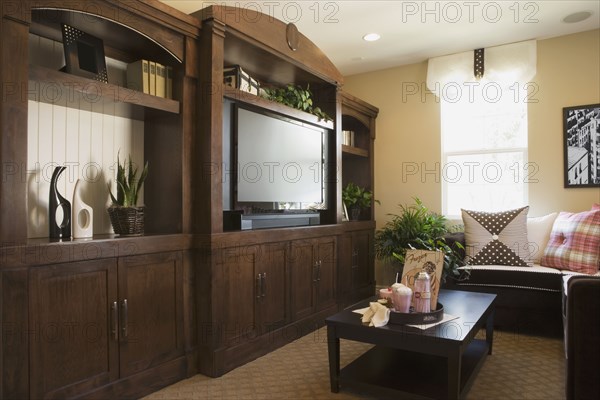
[261,83,332,122]
[374,198,466,282]
[342,182,377,221]
[107,152,148,236]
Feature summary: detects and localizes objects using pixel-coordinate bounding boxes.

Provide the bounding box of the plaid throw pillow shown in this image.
[541,210,600,274]
[462,206,532,266]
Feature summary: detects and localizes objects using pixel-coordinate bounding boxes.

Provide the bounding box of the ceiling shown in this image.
[162,1,600,76]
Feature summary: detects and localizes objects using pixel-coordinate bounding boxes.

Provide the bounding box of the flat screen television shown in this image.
[234,105,327,208]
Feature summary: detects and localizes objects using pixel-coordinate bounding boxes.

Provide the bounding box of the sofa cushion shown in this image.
[457,264,562,292]
[541,210,600,275]
[462,206,531,266]
[528,213,559,264]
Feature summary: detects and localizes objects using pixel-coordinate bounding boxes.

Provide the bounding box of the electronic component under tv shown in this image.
[235,106,326,206]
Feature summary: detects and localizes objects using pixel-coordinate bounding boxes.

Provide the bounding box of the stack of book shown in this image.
[223,65,259,95]
[126,59,173,99]
[342,130,355,147]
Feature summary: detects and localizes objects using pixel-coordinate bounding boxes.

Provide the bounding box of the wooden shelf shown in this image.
[29,64,180,115]
[342,144,369,158]
[224,86,334,130]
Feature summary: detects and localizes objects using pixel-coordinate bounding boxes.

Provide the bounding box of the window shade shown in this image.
[427,40,537,99]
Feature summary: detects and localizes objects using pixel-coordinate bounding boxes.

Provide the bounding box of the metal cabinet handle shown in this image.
[111,301,118,341]
[261,273,267,298]
[317,261,322,282]
[256,274,262,299]
[120,299,128,338]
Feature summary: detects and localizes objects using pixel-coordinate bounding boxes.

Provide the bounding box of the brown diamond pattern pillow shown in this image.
[462,206,532,266]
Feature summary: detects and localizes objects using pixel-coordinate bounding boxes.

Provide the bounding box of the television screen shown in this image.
[236,107,324,205]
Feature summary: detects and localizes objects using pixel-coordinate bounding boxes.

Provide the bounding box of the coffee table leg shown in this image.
[327,324,340,393]
[447,347,461,400]
[486,309,495,355]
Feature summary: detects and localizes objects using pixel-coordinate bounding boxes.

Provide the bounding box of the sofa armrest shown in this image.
[566,275,600,400]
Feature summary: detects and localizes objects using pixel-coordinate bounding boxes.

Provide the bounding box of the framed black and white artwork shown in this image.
[563,103,600,188]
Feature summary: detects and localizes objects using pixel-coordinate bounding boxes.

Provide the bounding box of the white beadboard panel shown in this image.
[27,100,43,238]
[27,33,144,239]
[65,105,80,215]
[101,106,115,234]
[132,119,145,206]
[36,102,53,238]
[27,101,145,239]
[90,101,106,234]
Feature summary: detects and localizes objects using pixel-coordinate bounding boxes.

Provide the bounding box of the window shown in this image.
[441,85,528,217]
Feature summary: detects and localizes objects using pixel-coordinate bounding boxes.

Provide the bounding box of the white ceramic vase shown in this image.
[72,179,93,239]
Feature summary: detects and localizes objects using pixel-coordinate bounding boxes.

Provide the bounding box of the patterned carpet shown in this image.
[144,327,565,400]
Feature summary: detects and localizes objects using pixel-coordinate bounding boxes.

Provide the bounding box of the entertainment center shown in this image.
[0,1,378,398]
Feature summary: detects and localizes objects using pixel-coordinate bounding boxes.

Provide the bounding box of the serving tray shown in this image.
[388,303,444,325]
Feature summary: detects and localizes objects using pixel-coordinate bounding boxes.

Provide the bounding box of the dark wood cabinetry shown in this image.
[27,251,185,399]
[0,2,198,396]
[341,92,379,221]
[117,252,184,378]
[29,259,119,399]
[338,225,376,307]
[338,93,378,306]
[1,1,378,397]
[213,242,288,347]
[290,236,337,321]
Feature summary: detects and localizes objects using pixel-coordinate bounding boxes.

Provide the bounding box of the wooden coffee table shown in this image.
[326,289,496,400]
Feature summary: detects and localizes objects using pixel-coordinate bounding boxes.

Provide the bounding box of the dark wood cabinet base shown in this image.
[199,305,338,378]
[80,355,195,400]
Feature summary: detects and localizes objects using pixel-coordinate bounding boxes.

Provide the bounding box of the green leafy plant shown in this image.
[342,182,377,209]
[374,198,466,281]
[108,152,148,207]
[262,84,332,121]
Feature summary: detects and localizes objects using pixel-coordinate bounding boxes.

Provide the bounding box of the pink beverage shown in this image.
[413,272,431,313]
[392,284,412,313]
[379,287,393,301]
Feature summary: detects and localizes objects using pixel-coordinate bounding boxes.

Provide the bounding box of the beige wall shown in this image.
[343,29,600,285]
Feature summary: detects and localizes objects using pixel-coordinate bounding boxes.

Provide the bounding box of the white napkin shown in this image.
[353,302,390,327]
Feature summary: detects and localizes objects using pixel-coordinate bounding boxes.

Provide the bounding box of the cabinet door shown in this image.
[214,245,260,346]
[290,240,317,321]
[315,236,337,311]
[29,259,118,399]
[118,252,184,378]
[258,242,288,333]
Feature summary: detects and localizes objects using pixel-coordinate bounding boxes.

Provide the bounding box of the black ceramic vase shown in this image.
[49,166,72,239]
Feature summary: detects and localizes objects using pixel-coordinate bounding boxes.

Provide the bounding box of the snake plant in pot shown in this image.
[107,153,148,236]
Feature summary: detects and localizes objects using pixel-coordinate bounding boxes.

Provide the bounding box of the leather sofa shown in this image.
[564,275,600,400]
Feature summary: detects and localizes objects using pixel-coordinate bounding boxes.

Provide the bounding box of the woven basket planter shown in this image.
[108,206,144,236]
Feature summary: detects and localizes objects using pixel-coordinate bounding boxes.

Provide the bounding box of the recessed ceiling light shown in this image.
[363,33,380,42]
[562,11,592,23]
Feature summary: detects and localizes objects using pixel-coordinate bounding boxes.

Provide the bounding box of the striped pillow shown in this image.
[541,210,600,274]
